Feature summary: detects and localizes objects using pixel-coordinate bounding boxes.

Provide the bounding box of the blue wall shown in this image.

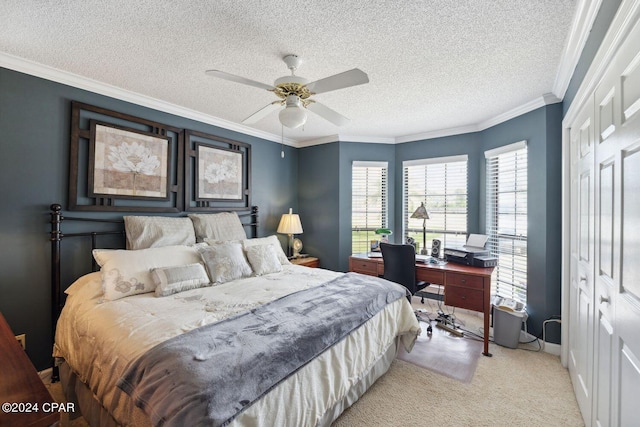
[0,0,623,368]
[0,67,298,370]
[298,106,562,341]
[481,104,564,341]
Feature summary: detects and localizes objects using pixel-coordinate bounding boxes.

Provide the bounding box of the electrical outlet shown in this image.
[15,334,26,350]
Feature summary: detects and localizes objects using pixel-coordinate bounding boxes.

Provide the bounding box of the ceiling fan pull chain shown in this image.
[281,124,285,159]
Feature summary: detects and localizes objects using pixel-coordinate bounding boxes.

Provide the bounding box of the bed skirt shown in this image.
[59,338,400,427]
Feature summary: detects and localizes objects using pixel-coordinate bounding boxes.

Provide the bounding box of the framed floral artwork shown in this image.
[195,143,244,201]
[89,122,170,200]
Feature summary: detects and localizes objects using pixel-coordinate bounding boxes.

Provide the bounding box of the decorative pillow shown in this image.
[203,238,241,246]
[151,263,211,297]
[124,216,196,250]
[93,245,201,301]
[188,212,247,243]
[245,244,283,275]
[198,242,252,284]
[242,235,291,265]
[64,272,102,296]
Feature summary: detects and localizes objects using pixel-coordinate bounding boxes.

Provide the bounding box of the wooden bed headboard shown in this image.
[48,203,259,380]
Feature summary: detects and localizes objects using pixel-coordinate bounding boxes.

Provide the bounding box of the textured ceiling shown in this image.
[1,0,578,144]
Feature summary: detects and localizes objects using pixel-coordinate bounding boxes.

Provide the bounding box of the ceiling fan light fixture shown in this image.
[279,95,307,129]
[279,106,307,129]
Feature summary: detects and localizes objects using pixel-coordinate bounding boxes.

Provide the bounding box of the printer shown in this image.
[443,234,497,267]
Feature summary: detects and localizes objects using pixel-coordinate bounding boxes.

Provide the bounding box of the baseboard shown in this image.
[520,331,561,356]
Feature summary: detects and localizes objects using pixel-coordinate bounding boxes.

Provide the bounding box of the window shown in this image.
[485,141,528,304]
[352,161,388,253]
[403,156,468,252]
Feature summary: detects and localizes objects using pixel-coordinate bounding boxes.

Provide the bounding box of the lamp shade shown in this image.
[410,202,430,219]
[279,95,307,129]
[277,208,303,234]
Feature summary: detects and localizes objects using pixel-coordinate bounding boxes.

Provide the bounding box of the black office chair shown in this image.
[380,243,432,332]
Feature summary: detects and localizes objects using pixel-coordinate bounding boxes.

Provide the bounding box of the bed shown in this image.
[49,204,421,426]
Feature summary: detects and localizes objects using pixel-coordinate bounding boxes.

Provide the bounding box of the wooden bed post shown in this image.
[251,206,259,238]
[50,204,62,382]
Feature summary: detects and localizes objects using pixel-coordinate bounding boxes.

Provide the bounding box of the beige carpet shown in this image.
[332,302,584,426]
[45,302,584,427]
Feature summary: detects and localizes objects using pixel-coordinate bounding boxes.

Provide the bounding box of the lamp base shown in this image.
[420,248,429,256]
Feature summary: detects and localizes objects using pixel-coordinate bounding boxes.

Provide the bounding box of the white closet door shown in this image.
[589,11,640,427]
[607,16,640,426]
[568,101,595,425]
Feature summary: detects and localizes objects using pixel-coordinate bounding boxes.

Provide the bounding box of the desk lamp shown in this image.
[410,202,430,255]
[277,208,303,258]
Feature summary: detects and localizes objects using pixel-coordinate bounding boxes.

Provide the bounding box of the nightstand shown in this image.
[290,256,319,268]
[0,312,60,427]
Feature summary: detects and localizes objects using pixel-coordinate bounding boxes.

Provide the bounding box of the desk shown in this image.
[349,254,495,356]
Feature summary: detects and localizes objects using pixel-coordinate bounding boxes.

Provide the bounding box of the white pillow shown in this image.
[242,235,290,265]
[64,272,102,296]
[188,212,247,243]
[198,242,252,284]
[245,244,283,275]
[151,263,211,297]
[124,216,196,250]
[93,245,201,300]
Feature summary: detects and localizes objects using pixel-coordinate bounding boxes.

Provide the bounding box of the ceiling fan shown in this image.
[205,55,369,129]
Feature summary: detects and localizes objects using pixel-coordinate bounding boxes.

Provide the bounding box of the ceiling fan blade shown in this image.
[242,102,281,124]
[305,69,369,94]
[205,70,275,91]
[306,101,350,127]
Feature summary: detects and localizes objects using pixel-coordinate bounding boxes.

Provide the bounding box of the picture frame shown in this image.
[195,143,244,201]
[89,121,170,200]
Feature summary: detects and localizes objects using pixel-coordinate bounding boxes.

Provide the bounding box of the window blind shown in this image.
[352,161,388,254]
[485,141,528,303]
[402,156,468,252]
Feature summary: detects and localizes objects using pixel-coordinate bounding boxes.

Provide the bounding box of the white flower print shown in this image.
[203,156,238,185]
[108,141,160,175]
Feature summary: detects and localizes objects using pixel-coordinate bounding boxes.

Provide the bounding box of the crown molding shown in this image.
[395,93,561,144]
[2,49,567,148]
[477,93,561,131]
[552,0,603,99]
[291,135,338,147]
[563,0,640,125]
[395,124,480,144]
[0,52,298,147]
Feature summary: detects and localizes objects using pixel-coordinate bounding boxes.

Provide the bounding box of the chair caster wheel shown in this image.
[427,325,433,334]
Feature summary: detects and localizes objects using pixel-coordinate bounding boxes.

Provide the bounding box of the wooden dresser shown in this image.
[290,256,319,268]
[0,312,60,427]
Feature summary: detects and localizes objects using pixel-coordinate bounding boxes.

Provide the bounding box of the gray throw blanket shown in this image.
[117,272,408,427]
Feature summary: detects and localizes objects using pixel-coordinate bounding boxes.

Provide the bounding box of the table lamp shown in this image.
[410,202,430,255]
[277,208,303,258]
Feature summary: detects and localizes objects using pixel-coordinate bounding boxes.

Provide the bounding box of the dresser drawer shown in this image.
[445,285,484,312]
[416,269,444,284]
[447,272,484,290]
[349,258,379,276]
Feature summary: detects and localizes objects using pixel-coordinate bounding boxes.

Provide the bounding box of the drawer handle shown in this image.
[600,296,610,304]
[580,275,587,283]
[460,279,466,284]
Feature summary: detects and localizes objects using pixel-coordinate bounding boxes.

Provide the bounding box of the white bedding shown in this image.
[54,265,420,426]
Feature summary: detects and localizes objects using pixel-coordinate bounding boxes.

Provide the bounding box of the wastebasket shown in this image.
[493,301,528,349]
